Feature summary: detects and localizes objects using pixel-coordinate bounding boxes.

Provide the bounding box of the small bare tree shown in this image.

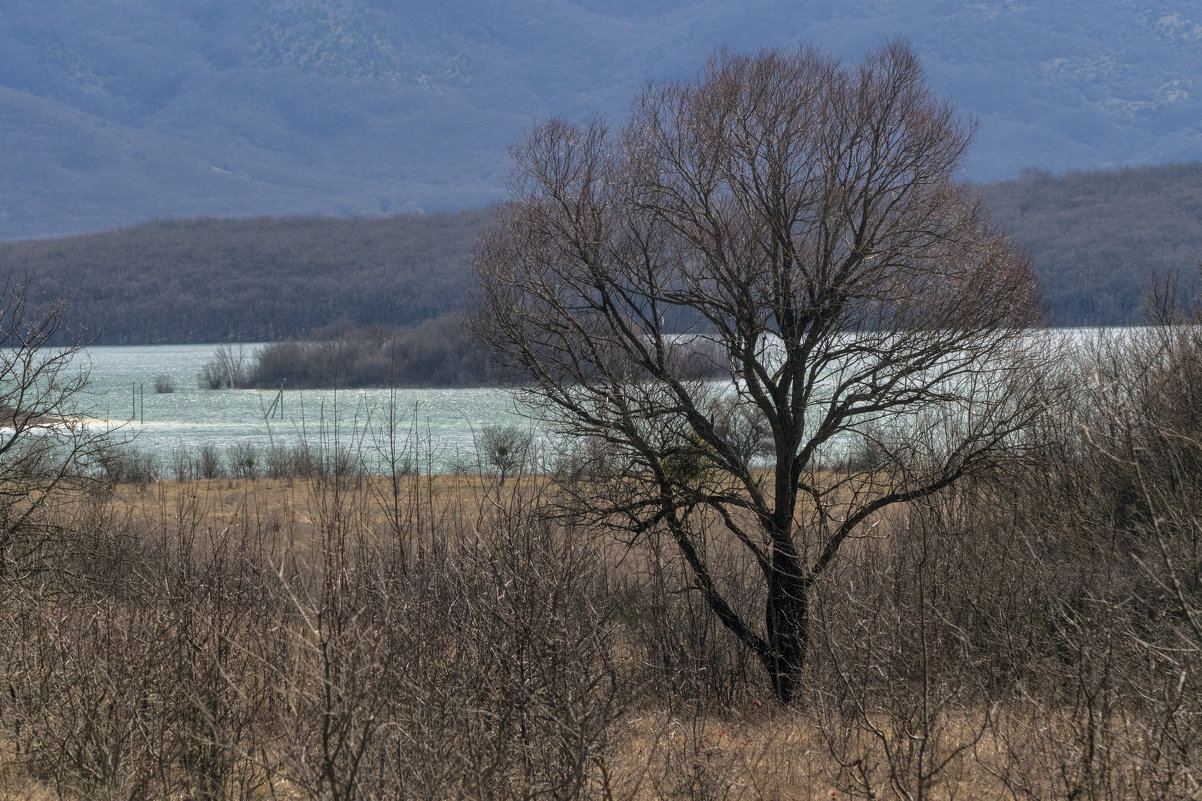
[0,282,113,577]
[478,425,533,485]
[474,42,1045,704]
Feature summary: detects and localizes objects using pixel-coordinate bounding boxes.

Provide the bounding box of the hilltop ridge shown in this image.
[2,1,1201,239]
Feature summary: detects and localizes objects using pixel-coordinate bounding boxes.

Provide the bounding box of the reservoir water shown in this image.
[63,330,1102,476]
[75,344,535,474]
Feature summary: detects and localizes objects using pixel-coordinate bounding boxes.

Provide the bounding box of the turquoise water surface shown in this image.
[72,344,534,474]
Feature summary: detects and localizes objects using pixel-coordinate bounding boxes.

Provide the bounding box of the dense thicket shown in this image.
[0,209,492,344]
[218,313,725,389]
[245,313,498,388]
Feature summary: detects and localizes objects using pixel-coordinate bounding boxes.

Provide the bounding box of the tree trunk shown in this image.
[763,563,810,705]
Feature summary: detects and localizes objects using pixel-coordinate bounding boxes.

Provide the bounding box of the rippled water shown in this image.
[65,330,1101,476]
[73,344,534,473]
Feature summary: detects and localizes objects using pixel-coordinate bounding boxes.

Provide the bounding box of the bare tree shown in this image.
[478,424,534,485]
[474,42,1046,704]
[0,281,114,577]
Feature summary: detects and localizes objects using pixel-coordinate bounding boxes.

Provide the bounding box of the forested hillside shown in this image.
[0,209,491,343]
[976,162,1202,324]
[3,162,1201,343]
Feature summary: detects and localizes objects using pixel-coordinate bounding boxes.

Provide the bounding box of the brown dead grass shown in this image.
[4,475,1183,801]
[111,472,536,528]
[601,710,836,801]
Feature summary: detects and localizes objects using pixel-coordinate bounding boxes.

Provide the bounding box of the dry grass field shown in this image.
[0,466,1194,801]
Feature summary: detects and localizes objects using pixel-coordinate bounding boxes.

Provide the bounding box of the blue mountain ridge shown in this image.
[1,0,1200,239]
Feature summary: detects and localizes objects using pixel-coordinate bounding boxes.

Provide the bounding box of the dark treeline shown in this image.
[0,209,493,344]
[246,313,499,388]
[200,318,729,389]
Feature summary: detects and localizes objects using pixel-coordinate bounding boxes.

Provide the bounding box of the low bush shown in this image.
[95,445,159,486]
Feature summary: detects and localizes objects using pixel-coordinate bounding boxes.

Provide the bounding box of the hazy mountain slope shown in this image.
[2,0,1201,239]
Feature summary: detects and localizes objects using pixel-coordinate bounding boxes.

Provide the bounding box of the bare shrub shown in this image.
[95,444,159,487]
[227,442,259,481]
[251,473,623,800]
[616,524,763,707]
[265,443,314,479]
[170,445,195,482]
[194,443,223,479]
[813,506,992,801]
[198,345,250,389]
[0,281,116,577]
